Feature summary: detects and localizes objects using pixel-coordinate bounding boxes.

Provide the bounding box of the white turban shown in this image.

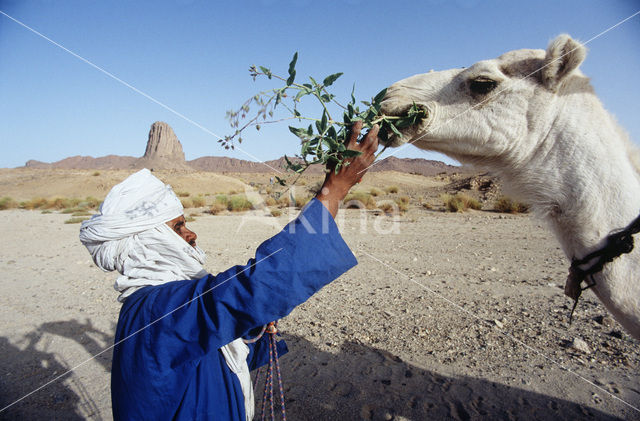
[79,168,207,301]
[79,169,254,420]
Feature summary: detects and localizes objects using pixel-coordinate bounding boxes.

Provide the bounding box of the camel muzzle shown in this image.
[379,99,433,147]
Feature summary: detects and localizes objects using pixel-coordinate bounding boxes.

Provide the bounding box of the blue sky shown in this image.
[1,0,639,168]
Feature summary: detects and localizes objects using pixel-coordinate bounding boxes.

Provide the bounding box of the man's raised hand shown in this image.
[315,121,380,218]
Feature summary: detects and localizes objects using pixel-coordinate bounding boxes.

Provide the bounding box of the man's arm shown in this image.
[315,121,379,218]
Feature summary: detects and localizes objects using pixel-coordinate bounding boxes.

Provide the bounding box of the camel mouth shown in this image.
[378,102,431,147]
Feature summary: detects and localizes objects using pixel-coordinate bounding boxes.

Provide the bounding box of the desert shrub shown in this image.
[378,201,397,214]
[395,197,409,212]
[20,197,49,210]
[385,186,399,194]
[176,191,190,197]
[270,209,282,217]
[209,203,227,215]
[92,171,101,176]
[0,197,18,210]
[72,211,93,217]
[49,197,81,209]
[396,195,410,205]
[64,216,90,224]
[494,196,529,213]
[370,187,383,197]
[293,195,311,208]
[83,196,102,209]
[422,201,433,210]
[215,194,229,205]
[265,186,273,195]
[228,196,253,212]
[61,207,85,214]
[276,194,310,208]
[264,196,277,206]
[304,181,323,196]
[343,192,376,209]
[277,195,291,207]
[441,193,482,212]
[41,210,52,214]
[229,190,237,195]
[185,215,196,222]
[191,196,206,207]
[180,198,194,208]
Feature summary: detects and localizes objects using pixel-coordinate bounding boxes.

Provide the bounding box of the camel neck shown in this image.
[533,113,640,260]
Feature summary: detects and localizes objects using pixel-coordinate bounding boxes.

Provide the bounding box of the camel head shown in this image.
[380,34,588,169]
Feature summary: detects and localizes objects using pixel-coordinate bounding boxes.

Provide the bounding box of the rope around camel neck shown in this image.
[566,211,640,322]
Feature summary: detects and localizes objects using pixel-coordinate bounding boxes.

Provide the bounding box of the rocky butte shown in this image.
[135,121,191,171]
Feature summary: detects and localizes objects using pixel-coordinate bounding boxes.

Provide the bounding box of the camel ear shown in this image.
[542,34,586,91]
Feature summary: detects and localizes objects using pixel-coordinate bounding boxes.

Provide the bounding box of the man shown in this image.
[79,122,379,420]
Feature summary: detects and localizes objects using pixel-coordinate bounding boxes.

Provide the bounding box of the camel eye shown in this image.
[470,77,497,95]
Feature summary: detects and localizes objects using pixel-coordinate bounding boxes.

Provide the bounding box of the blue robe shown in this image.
[111,199,357,420]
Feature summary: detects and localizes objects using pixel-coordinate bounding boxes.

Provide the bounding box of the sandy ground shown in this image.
[0,168,452,202]
[0,202,639,420]
[0,168,251,200]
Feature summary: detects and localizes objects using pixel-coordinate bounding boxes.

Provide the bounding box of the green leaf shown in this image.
[286,70,296,86]
[259,66,272,79]
[275,176,286,186]
[322,72,343,87]
[323,136,338,149]
[287,52,298,85]
[350,83,356,104]
[320,110,328,132]
[294,90,306,102]
[327,126,337,139]
[288,126,309,139]
[309,76,318,87]
[373,88,387,105]
[389,123,403,138]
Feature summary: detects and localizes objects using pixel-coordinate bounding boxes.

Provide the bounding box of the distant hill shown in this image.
[22,121,460,176]
[26,154,460,176]
[25,155,138,170]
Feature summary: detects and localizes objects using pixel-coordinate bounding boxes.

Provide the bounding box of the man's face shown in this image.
[166,215,197,247]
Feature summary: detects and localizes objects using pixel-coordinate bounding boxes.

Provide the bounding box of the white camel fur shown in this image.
[380,34,640,339]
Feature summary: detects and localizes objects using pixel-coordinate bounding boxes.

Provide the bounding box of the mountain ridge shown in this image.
[22,121,460,176]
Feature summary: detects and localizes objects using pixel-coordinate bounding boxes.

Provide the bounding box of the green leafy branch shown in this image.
[224,52,427,185]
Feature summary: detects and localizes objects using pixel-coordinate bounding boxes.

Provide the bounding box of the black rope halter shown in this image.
[565,212,640,323]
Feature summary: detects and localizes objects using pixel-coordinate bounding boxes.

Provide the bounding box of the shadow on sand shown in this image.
[258,334,629,421]
[0,322,631,420]
[0,319,114,420]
